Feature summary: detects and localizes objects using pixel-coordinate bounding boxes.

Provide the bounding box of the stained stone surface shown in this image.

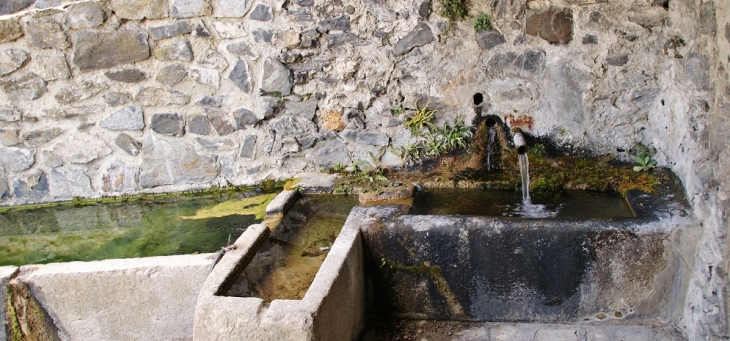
[0,49,29,76]
[102,161,139,192]
[115,133,142,156]
[1,73,47,101]
[206,110,236,136]
[49,166,93,198]
[101,105,145,130]
[525,8,573,44]
[27,21,69,49]
[139,137,218,188]
[73,31,150,71]
[0,0,34,16]
[0,19,24,44]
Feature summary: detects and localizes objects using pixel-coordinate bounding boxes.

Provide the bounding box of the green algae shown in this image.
[181,193,276,221]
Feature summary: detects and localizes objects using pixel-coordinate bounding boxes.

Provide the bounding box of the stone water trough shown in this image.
[193,172,695,340]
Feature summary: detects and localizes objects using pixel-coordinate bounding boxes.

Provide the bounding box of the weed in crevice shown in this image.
[439,0,469,22]
[473,13,492,31]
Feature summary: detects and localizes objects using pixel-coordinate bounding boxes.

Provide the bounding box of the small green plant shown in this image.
[473,13,492,31]
[405,102,436,135]
[527,143,546,158]
[439,0,468,21]
[330,163,347,174]
[302,92,315,101]
[391,107,404,116]
[633,156,657,172]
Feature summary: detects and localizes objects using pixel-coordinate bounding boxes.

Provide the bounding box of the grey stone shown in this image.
[487,50,546,77]
[206,110,236,136]
[22,128,63,146]
[233,108,258,129]
[172,0,211,18]
[197,96,224,106]
[214,0,252,17]
[27,21,69,49]
[210,21,246,39]
[525,7,573,45]
[0,0,33,16]
[280,51,301,64]
[280,136,299,154]
[700,3,716,35]
[102,161,139,192]
[296,0,313,6]
[155,39,193,61]
[0,106,21,122]
[476,30,506,50]
[240,134,257,158]
[35,52,70,80]
[285,99,317,120]
[150,21,191,40]
[1,73,47,101]
[286,10,313,23]
[319,15,350,32]
[35,0,61,8]
[226,42,254,56]
[726,23,730,44]
[264,130,275,152]
[270,115,307,135]
[261,97,283,119]
[326,33,357,48]
[229,59,252,93]
[13,171,48,199]
[54,81,106,103]
[0,172,7,199]
[110,0,168,19]
[53,134,112,164]
[103,92,133,107]
[0,19,24,43]
[253,29,273,43]
[136,87,190,106]
[197,48,228,70]
[151,113,186,136]
[66,2,104,29]
[0,147,34,171]
[249,4,272,22]
[307,139,350,169]
[105,69,146,83]
[683,53,711,91]
[631,87,660,107]
[115,133,142,156]
[73,30,150,71]
[346,5,356,15]
[260,58,293,96]
[582,35,598,44]
[156,63,187,85]
[393,23,434,56]
[0,129,19,146]
[296,134,316,148]
[189,67,220,87]
[188,115,211,135]
[101,105,145,130]
[192,20,211,38]
[139,137,218,188]
[196,138,235,150]
[49,166,93,198]
[300,29,319,48]
[42,150,63,168]
[0,49,28,76]
[605,54,629,66]
[356,132,389,146]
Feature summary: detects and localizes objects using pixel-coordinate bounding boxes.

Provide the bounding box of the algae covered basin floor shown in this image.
[0,191,277,266]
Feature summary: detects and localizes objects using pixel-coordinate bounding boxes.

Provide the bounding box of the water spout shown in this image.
[513,131,527,155]
[485,119,496,171]
[514,131,530,201]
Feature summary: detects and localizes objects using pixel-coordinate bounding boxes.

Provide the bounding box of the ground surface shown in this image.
[359,318,687,341]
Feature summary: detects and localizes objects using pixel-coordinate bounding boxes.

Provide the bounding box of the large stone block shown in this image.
[151,113,186,136]
[156,63,187,85]
[49,166,93,198]
[213,0,253,17]
[188,116,211,136]
[102,161,139,192]
[27,21,69,49]
[139,137,219,188]
[53,134,112,164]
[0,49,28,76]
[66,1,105,29]
[1,73,47,101]
[306,139,350,169]
[239,134,257,158]
[0,0,34,16]
[250,4,273,22]
[13,171,48,199]
[172,0,212,18]
[206,110,235,136]
[35,52,70,80]
[101,105,145,131]
[0,19,23,43]
[487,49,546,77]
[110,0,168,19]
[154,39,193,61]
[525,7,573,45]
[229,59,252,93]
[150,21,192,40]
[260,58,293,96]
[73,31,150,71]
[476,30,506,50]
[0,147,34,172]
[393,23,434,56]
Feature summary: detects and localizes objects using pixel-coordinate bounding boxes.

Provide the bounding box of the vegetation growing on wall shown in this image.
[438,0,469,21]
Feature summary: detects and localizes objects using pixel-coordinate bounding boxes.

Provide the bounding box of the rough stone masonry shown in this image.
[0,0,729,340]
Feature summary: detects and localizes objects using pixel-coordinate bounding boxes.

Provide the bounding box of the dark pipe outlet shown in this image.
[473,93,484,106]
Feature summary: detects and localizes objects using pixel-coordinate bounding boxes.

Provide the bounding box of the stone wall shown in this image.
[0,0,728,339]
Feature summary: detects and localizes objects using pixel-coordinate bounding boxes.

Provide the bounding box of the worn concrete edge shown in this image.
[13,254,214,277]
[266,190,300,215]
[295,173,337,194]
[0,267,18,341]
